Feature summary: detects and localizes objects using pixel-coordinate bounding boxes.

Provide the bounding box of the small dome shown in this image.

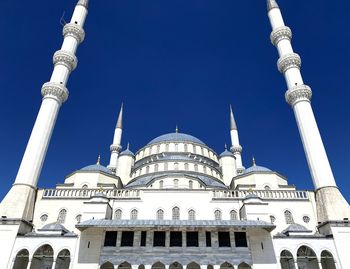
[40,222,69,232]
[147,132,205,146]
[243,165,272,174]
[244,193,261,199]
[219,149,234,158]
[282,223,311,234]
[80,164,113,175]
[120,149,135,157]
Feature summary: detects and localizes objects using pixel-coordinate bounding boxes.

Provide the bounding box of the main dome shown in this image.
[147,132,206,146]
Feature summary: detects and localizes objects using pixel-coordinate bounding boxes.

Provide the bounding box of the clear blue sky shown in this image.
[0,0,349,201]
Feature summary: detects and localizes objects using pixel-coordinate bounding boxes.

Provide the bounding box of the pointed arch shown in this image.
[188,209,196,220]
[152,262,165,269]
[237,263,251,269]
[157,209,164,220]
[230,209,238,220]
[321,250,336,269]
[30,244,54,269]
[284,210,294,224]
[214,209,222,220]
[12,249,29,269]
[187,262,200,269]
[118,262,132,269]
[100,262,114,269]
[172,206,180,220]
[220,262,234,269]
[280,250,295,269]
[297,246,318,269]
[170,262,183,269]
[57,208,67,224]
[55,249,70,269]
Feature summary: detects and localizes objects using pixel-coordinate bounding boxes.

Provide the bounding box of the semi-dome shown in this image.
[147,132,206,146]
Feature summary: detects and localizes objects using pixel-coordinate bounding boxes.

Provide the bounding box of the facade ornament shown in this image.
[41,82,69,104]
[285,84,312,107]
[63,23,85,43]
[110,144,122,153]
[231,145,243,154]
[277,53,301,73]
[237,167,245,174]
[53,50,78,71]
[270,26,292,46]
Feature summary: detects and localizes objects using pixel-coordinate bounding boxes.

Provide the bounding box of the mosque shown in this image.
[0,0,350,268]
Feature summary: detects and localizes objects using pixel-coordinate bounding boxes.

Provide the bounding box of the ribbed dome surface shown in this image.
[80,164,113,175]
[147,133,205,146]
[244,165,272,174]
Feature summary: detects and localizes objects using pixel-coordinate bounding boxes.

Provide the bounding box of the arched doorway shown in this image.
[321,251,336,269]
[30,244,54,269]
[238,263,251,269]
[207,265,214,269]
[55,249,70,269]
[119,262,132,269]
[170,262,183,269]
[139,265,145,269]
[297,246,319,269]
[187,262,200,269]
[220,262,234,269]
[280,250,296,269]
[101,262,114,269]
[152,262,165,269]
[12,249,29,269]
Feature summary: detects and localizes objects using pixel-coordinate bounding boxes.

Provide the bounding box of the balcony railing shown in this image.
[212,190,309,200]
[42,188,141,199]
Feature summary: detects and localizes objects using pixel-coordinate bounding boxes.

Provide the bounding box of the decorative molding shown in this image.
[277,53,301,73]
[41,82,69,103]
[110,144,122,153]
[237,167,245,174]
[270,26,292,46]
[63,23,85,43]
[285,84,312,106]
[231,145,243,154]
[53,50,78,71]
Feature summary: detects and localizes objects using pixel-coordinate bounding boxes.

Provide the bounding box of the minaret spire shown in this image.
[229,105,244,174]
[0,0,89,221]
[267,1,349,222]
[108,103,124,173]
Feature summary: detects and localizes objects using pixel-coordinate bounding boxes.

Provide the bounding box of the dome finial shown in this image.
[116,103,123,129]
[175,125,179,133]
[127,142,130,150]
[96,154,101,165]
[252,156,256,166]
[224,143,227,150]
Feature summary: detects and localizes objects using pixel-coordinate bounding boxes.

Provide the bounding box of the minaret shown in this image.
[108,104,123,173]
[0,0,89,221]
[229,105,244,174]
[267,0,349,222]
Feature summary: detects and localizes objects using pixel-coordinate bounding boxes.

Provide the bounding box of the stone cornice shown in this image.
[53,50,78,71]
[63,23,85,43]
[270,26,292,46]
[285,84,312,106]
[41,82,69,104]
[277,53,301,73]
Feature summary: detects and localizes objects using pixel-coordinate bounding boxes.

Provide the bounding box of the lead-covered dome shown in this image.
[147,132,205,146]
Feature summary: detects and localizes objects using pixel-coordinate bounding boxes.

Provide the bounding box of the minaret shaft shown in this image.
[229,106,244,173]
[108,105,123,172]
[0,1,88,220]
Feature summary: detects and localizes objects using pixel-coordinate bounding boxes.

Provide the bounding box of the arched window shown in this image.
[157,145,160,154]
[264,185,271,190]
[157,209,164,220]
[203,166,207,173]
[172,207,180,220]
[230,210,238,220]
[174,162,179,170]
[115,209,122,220]
[131,209,138,220]
[174,179,179,188]
[175,143,179,152]
[40,214,48,222]
[146,166,150,173]
[184,144,188,152]
[57,209,67,224]
[189,180,193,189]
[184,163,189,171]
[155,164,159,172]
[201,147,204,155]
[165,143,170,151]
[188,209,196,220]
[284,210,294,224]
[76,214,82,223]
[82,184,88,189]
[194,164,198,172]
[193,145,197,154]
[270,215,276,224]
[164,162,168,171]
[159,180,164,189]
[214,210,222,220]
[82,184,88,196]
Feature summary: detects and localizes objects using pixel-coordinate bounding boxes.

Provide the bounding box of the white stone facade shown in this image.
[0,1,350,269]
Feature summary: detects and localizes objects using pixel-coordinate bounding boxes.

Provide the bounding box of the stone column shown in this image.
[52,260,57,269]
[166,231,170,248]
[26,260,32,269]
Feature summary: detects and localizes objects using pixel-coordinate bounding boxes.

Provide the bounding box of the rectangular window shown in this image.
[104,231,118,247]
[121,231,134,247]
[218,232,231,247]
[234,232,248,247]
[206,232,212,247]
[170,232,182,247]
[153,231,166,247]
[186,232,199,247]
[141,231,147,247]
